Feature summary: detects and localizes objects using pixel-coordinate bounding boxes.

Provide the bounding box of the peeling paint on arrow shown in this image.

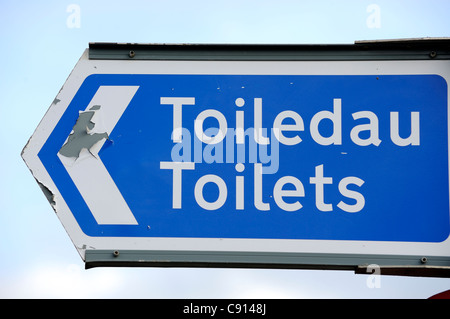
[36,180,56,209]
[56,85,140,225]
[59,105,109,159]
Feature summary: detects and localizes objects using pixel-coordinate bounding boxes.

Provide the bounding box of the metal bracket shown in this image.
[88,38,450,61]
[85,249,450,277]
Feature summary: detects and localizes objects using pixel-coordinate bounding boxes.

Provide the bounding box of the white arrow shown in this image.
[57,85,139,225]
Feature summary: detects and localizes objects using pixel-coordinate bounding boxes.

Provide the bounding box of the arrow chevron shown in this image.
[58,85,140,225]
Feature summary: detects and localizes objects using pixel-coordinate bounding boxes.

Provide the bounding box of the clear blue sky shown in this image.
[1,0,450,298]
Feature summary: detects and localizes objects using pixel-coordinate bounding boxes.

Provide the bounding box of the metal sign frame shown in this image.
[23,39,450,276]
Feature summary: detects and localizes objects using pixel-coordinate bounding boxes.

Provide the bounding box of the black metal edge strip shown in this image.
[84,249,450,277]
[88,40,450,61]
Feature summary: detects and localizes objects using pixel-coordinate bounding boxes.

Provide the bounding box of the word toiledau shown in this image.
[160,97,420,213]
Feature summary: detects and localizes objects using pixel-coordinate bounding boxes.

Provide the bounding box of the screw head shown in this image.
[129,50,136,58]
[113,250,120,257]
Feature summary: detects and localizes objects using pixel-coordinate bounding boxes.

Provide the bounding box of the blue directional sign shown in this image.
[21,44,450,269]
[37,72,449,242]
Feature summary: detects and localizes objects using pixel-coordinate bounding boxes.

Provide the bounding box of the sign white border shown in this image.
[22,49,450,261]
